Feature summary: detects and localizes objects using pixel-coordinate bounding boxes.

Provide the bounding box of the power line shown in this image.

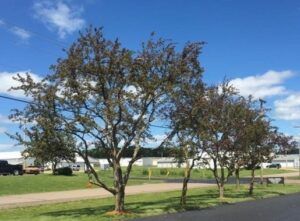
[0,18,69,48]
[0,94,170,129]
[0,95,32,104]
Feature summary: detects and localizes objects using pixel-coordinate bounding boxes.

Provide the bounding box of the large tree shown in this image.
[10,28,204,212]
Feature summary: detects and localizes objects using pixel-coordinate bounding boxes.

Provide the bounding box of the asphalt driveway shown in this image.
[132,192,300,221]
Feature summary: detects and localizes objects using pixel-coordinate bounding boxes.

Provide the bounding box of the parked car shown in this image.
[71,164,81,171]
[0,160,23,175]
[54,167,73,176]
[245,165,261,170]
[23,166,40,175]
[266,163,281,169]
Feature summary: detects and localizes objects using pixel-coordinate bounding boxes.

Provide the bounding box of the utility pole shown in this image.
[259,98,266,184]
[293,126,300,177]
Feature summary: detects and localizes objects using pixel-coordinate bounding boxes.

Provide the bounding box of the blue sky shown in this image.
[1,0,300,151]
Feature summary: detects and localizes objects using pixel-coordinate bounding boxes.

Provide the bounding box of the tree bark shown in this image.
[219,182,224,199]
[113,162,125,212]
[180,159,195,206]
[52,161,57,175]
[180,177,189,206]
[115,186,125,212]
[235,168,240,190]
[219,167,225,199]
[249,169,255,195]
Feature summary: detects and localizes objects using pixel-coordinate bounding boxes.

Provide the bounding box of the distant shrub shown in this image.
[193,168,200,173]
[54,167,73,176]
[142,169,148,175]
[160,168,168,175]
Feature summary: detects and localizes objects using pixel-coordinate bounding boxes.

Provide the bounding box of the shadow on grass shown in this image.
[40,187,287,220]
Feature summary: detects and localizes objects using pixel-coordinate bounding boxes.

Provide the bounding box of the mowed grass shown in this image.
[0,171,161,196]
[1,184,300,221]
[0,167,292,196]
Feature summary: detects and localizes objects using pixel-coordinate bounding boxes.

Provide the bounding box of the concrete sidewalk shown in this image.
[260,171,299,178]
[0,183,214,209]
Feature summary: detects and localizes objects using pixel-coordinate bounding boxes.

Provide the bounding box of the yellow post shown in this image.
[148,168,152,180]
[166,171,170,177]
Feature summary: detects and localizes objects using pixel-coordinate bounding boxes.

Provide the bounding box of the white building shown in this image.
[0,151,35,166]
[271,154,300,168]
[58,155,100,171]
[98,157,166,169]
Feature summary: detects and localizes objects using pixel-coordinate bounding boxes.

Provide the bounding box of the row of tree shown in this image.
[8,27,296,212]
[169,83,296,205]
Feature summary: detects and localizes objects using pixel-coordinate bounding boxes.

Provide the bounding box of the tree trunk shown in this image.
[52,161,57,175]
[180,177,189,206]
[113,162,126,212]
[180,160,193,206]
[219,182,224,199]
[249,169,255,195]
[115,186,125,212]
[235,168,240,190]
[219,167,225,199]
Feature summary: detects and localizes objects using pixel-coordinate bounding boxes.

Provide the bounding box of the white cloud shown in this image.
[0,19,5,26]
[0,71,42,98]
[293,135,300,142]
[0,127,6,134]
[0,114,12,124]
[229,70,294,99]
[145,134,167,147]
[10,26,31,40]
[274,93,300,120]
[33,1,85,38]
[0,143,15,152]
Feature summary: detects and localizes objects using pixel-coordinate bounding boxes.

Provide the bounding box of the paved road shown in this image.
[0,183,214,209]
[133,193,300,221]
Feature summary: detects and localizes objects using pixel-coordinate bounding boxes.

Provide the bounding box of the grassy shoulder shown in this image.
[0,167,292,196]
[1,184,300,221]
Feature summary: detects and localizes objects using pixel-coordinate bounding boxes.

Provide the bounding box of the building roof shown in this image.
[0,151,23,160]
[275,154,299,161]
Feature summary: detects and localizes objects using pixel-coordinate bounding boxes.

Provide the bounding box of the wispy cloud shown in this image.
[229,70,294,99]
[33,1,85,38]
[10,26,31,40]
[0,71,42,98]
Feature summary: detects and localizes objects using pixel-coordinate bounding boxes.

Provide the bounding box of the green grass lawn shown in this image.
[1,184,300,221]
[0,172,161,196]
[0,167,292,196]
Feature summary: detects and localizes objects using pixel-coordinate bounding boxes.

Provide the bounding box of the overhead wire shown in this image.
[0,94,170,129]
[0,19,171,129]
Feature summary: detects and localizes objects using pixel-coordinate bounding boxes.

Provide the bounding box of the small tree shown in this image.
[8,76,75,173]
[239,102,275,195]
[165,61,206,206]
[200,82,241,199]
